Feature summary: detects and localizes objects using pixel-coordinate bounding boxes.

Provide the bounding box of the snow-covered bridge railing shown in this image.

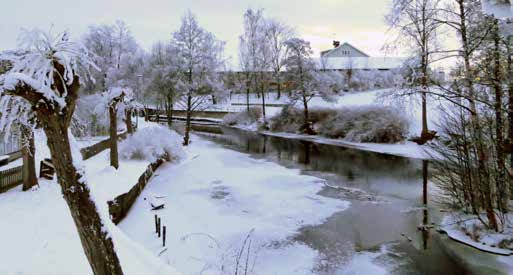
[146,108,231,120]
[0,166,23,193]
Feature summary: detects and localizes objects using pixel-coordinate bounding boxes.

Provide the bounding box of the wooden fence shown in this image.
[80,132,128,160]
[0,131,129,194]
[108,154,168,224]
[0,166,23,192]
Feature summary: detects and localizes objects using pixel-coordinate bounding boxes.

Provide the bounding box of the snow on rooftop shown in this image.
[315,57,407,70]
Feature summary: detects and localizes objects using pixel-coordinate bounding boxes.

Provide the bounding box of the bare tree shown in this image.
[172,11,226,145]
[386,0,442,142]
[283,38,343,133]
[266,19,294,100]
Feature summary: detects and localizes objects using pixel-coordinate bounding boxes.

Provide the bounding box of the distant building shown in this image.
[317,41,406,71]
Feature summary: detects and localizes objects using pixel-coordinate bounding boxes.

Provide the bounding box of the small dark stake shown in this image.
[163,226,166,247]
[157,217,161,238]
[154,215,158,233]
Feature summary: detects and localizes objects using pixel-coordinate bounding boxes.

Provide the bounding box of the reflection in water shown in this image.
[422,160,430,250]
[194,127,469,274]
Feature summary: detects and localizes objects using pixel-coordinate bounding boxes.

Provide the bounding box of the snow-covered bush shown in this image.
[269,106,336,133]
[270,106,408,143]
[317,106,409,143]
[119,125,184,162]
[222,107,262,127]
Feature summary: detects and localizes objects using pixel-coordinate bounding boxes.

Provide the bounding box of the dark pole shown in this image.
[157,217,161,238]
[163,226,166,247]
[154,215,158,234]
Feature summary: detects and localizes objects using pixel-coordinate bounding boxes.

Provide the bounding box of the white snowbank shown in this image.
[119,124,185,162]
[261,131,430,159]
[119,135,350,274]
[440,214,513,256]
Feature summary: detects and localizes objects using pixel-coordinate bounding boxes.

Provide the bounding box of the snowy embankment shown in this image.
[226,89,439,159]
[119,135,350,275]
[260,131,429,159]
[440,214,513,256]
[0,121,183,275]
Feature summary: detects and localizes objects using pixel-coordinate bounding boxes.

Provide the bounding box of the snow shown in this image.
[119,135,350,274]
[440,214,513,256]
[228,89,437,159]
[315,57,407,70]
[3,72,67,108]
[0,122,183,275]
[0,157,22,171]
[260,131,430,159]
[119,124,185,162]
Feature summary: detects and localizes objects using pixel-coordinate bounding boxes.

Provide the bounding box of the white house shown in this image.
[316,41,406,71]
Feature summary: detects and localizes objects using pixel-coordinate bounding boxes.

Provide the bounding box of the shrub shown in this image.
[270,105,408,143]
[119,125,184,162]
[222,107,262,127]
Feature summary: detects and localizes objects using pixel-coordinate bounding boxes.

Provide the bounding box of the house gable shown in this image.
[321,42,370,58]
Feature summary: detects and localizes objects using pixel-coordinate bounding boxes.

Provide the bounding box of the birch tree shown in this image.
[284,38,343,133]
[266,19,294,100]
[386,0,442,142]
[172,11,226,145]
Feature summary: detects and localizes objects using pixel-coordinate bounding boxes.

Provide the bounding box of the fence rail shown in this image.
[0,166,23,192]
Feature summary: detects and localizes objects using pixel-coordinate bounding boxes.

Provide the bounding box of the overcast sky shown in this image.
[0,0,397,66]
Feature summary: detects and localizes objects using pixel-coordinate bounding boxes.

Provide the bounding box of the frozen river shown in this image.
[119,125,506,274]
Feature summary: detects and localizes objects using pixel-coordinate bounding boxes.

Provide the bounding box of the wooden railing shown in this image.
[0,166,23,192]
[0,131,130,194]
[108,154,168,224]
[80,132,128,160]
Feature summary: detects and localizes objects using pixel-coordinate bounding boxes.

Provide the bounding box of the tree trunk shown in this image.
[506,36,513,198]
[183,93,192,146]
[420,52,429,138]
[21,126,37,191]
[125,109,133,134]
[492,19,508,212]
[166,96,174,126]
[302,93,309,125]
[43,120,123,275]
[109,106,119,169]
[246,84,250,112]
[276,71,281,99]
[457,0,498,231]
[7,60,124,274]
[261,84,266,121]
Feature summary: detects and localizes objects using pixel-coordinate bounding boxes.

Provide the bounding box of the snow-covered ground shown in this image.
[0,122,182,275]
[440,213,513,256]
[119,135,351,275]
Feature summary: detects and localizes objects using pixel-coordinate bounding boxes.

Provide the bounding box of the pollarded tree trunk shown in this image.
[109,105,119,169]
[6,60,124,274]
[42,118,123,275]
[125,109,133,134]
[21,126,37,191]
